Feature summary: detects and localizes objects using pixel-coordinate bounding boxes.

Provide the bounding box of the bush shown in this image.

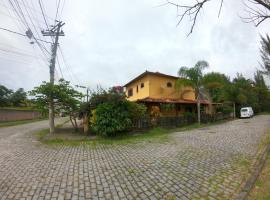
[127,102,147,121]
[93,101,132,137]
[88,87,147,137]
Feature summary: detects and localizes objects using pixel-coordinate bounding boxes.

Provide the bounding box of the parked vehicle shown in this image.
[240,107,254,118]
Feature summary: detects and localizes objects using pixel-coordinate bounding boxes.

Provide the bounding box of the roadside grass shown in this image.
[37,119,233,147]
[0,118,47,128]
[0,106,36,111]
[257,112,270,115]
[248,154,270,200]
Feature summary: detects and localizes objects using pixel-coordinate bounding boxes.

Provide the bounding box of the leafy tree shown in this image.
[176,60,209,124]
[10,88,27,106]
[30,79,83,131]
[83,87,147,136]
[253,70,270,112]
[260,34,270,76]
[202,72,230,102]
[0,85,13,106]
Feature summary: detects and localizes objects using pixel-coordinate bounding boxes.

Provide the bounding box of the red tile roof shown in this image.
[137,97,211,105]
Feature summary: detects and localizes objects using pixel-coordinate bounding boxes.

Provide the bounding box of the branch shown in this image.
[241,0,270,26]
[167,0,211,36]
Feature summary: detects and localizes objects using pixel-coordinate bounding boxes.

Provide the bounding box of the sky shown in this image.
[0,0,269,92]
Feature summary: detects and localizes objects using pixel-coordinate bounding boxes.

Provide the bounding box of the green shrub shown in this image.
[127,102,147,121]
[93,101,132,137]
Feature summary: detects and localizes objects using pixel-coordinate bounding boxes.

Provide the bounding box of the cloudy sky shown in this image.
[0,0,269,92]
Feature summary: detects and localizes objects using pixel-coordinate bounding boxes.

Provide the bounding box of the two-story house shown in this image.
[124,71,212,117]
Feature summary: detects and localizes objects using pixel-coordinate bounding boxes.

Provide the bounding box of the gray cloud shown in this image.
[0,0,269,92]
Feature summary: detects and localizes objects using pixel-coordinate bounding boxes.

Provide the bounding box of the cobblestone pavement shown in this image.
[0,116,270,200]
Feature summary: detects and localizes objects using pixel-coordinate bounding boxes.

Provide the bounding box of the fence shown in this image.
[0,109,42,122]
[132,113,232,130]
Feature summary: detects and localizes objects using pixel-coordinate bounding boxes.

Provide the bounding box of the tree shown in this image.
[81,87,147,136]
[167,0,270,35]
[30,79,83,132]
[202,72,230,102]
[176,60,209,124]
[253,70,270,112]
[0,85,12,107]
[260,34,270,76]
[10,88,27,106]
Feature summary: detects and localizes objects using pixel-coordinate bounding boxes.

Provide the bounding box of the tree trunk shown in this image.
[70,115,75,128]
[197,90,201,125]
[197,100,201,125]
[83,113,89,134]
[73,116,78,132]
[49,100,55,134]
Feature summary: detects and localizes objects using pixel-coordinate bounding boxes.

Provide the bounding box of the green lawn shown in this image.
[248,154,270,200]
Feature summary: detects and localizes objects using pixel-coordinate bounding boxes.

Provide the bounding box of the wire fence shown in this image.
[132,113,232,130]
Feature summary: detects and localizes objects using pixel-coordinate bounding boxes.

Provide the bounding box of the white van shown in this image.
[240,107,254,118]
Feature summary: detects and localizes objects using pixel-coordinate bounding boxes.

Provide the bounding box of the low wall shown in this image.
[0,109,41,122]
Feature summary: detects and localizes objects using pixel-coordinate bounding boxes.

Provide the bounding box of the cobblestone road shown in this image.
[0,116,270,200]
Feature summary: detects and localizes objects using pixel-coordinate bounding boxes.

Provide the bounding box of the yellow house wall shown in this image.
[148,75,195,100]
[125,74,196,101]
[125,75,150,101]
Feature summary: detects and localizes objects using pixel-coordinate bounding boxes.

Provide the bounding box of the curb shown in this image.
[235,142,270,200]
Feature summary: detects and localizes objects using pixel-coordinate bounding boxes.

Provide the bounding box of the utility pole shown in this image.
[42,21,65,134]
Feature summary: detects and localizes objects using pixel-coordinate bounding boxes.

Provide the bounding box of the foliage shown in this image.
[93,101,132,137]
[9,88,27,106]
[183,112,196,118]
[127,102,147,121]
[176,60,209,124]
[85,87,147,137]
[260,34,270,76]
[202,72,230,102]
[0,85,27,107]
[30,79,83,130]
[0,85,12,106]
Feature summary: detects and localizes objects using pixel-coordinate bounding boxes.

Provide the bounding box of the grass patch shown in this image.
[248,155,270,200]
[0,118,47,128]
[0,106,37,111]
[37,119,233,147]
[257,112,270,115]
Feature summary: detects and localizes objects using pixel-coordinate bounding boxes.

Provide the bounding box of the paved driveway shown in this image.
[0,116,270,200]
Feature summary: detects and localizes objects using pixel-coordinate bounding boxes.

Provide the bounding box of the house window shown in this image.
[167,82,172,87]
[128,88,133,97]
[141,83,144,88]
[136,85,139,93]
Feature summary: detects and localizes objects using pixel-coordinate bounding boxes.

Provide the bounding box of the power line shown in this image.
[0,27,51,44]
[5,0,51,61]
[20,0,51,57]
[0,47,45,59]
[58,45,81,85]
[55,0,61,23]
[56,55,64,78]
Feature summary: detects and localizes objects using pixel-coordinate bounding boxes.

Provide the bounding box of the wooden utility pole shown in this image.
[42,21,65,134]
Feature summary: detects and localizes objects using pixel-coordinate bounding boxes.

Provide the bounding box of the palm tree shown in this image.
[176,60,209,124]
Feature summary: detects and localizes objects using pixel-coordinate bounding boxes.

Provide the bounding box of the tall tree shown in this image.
[260,34,270,76]
[253,70,270,112]
[0,85,13,106]
[30,79,83,132]
[202,72,230,102]
[10,88,27,106]
[176,60,209,124]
